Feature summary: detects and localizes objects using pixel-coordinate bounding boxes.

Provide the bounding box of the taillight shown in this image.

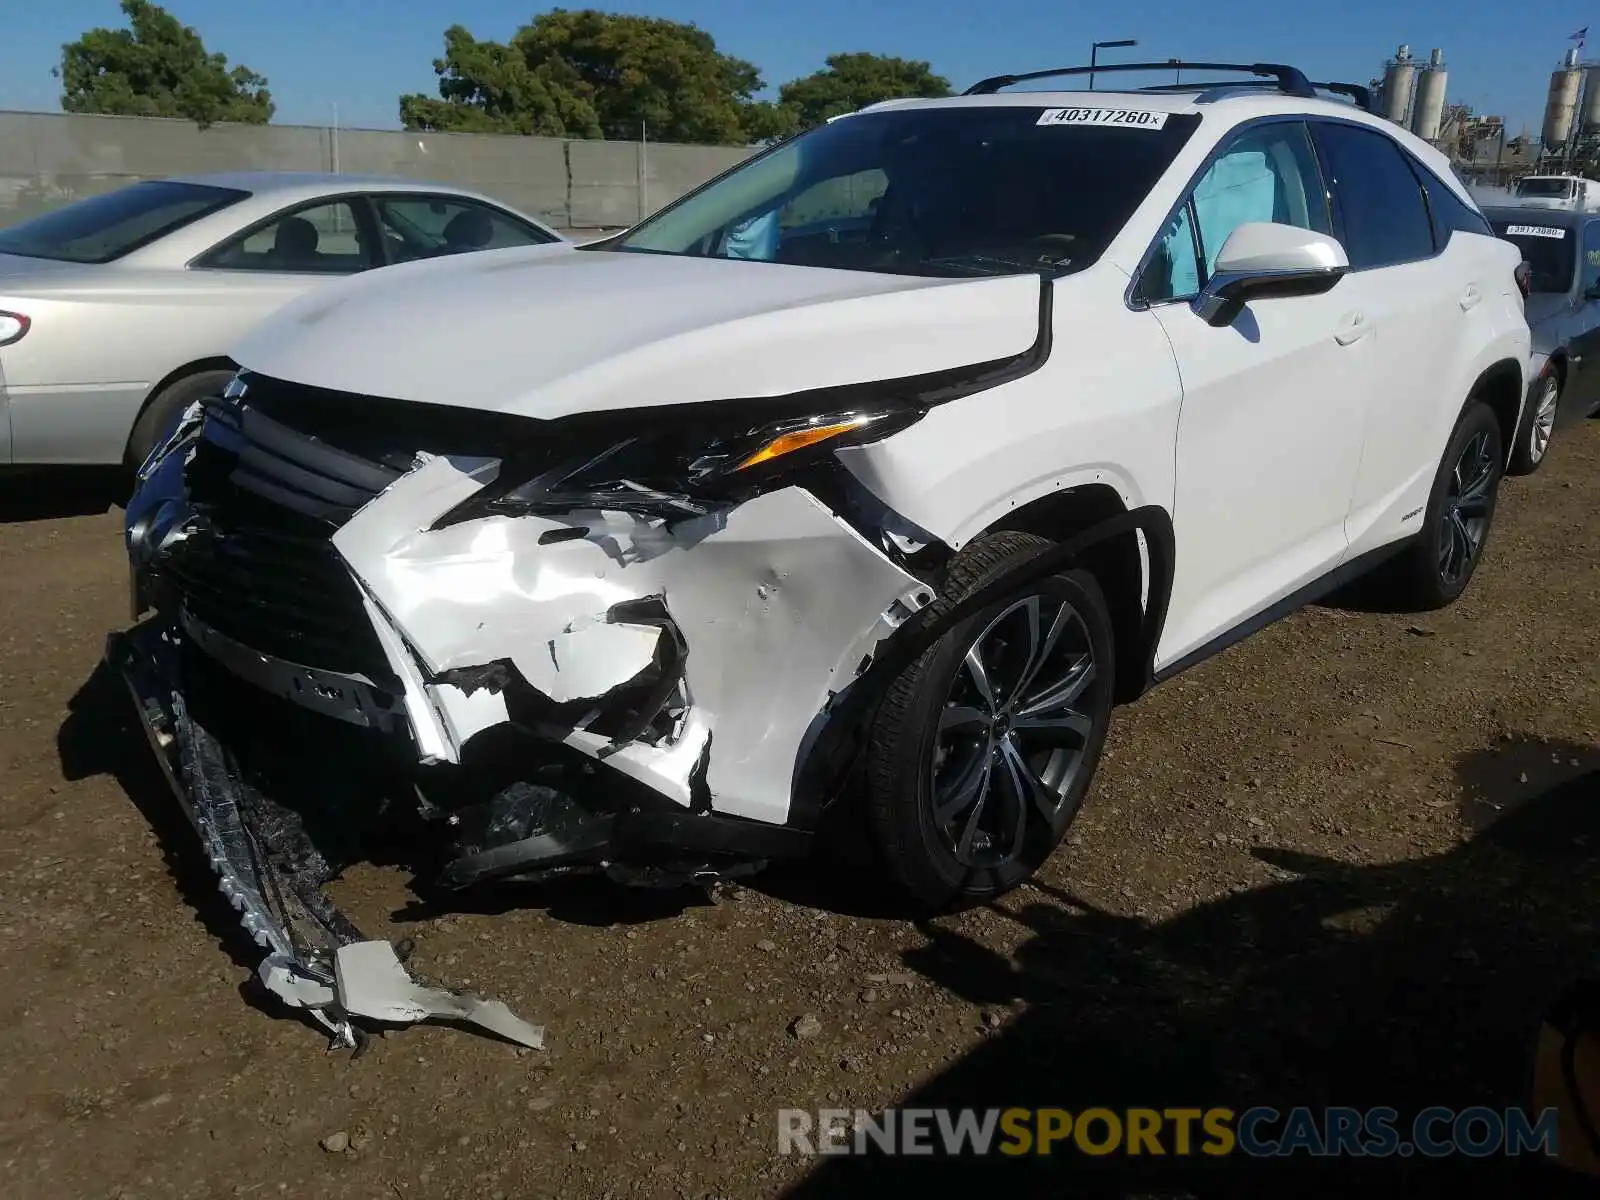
[0,310,28,346]
[1513,261,1532,300]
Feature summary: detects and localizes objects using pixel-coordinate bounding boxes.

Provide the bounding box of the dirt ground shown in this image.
[1,419,1597,1200]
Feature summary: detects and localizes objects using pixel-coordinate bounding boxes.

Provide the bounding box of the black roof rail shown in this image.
[1134,77,1375,112]
[963,60,1316,100]
[1312,81,1374,111]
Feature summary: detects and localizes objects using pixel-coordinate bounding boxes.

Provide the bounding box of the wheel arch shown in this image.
[790,496,1175,830]
[125,355,237,461]
[980,483,1171,706]
[1539,350,1567,398]
[1468,357,1526,459]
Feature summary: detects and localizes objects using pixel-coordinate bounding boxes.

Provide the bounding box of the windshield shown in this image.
[613,105,1201,278]
[0,180,246,264]
[1516,178,1574,200]
[1492,220,1575,293]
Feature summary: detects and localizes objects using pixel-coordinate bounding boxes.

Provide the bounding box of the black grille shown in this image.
[152,388,413,682]
[155,373,567,683]
[158,522,394,680]
[190,396,405,526]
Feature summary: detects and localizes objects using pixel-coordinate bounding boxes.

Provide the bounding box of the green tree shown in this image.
[400,9,777,144]
[57,0,273,127]
[399,25,601,137]
[778,53,952,131]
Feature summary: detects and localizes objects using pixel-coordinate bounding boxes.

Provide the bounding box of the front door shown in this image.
[1139,119,1371,668]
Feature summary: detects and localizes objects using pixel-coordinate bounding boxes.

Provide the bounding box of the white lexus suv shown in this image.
[116,62,1529,1038]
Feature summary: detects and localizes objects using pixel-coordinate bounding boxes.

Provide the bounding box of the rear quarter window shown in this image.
[1414,167,1495,245]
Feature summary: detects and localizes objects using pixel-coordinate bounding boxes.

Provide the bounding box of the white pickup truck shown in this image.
[1514,174,1600,212]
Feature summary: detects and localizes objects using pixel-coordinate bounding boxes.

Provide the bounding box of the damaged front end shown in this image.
[115,370,936,1044]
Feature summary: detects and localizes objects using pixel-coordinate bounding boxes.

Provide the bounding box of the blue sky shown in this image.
[0,0,1587,136]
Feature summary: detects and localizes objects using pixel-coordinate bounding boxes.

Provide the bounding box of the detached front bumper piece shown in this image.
[107,621,545,1052]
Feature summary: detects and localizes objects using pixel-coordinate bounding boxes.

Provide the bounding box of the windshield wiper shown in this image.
[919,253,1073,278]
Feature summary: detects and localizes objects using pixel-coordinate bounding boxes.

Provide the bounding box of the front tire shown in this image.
[864,531,1116,911]
[1508,371,1560,476]
[1385,400,1504,611]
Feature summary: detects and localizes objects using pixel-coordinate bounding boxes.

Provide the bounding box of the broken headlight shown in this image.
[446,405,923,523]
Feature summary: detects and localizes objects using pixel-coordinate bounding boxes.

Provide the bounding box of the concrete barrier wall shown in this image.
[0,110,756,233]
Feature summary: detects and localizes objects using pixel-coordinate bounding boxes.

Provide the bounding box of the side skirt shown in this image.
[1148,537,1414,685]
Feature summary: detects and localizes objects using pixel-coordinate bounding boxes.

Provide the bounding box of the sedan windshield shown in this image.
[0,180,246,264]
[1492,220,1576,294]
[613,105,1201,278]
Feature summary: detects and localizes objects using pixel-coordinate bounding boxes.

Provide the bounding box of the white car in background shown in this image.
[0,171,564,470]
[118,61,1529,1046]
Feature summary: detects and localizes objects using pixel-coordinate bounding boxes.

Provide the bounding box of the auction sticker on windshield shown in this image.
[1504,224,1566,239]
[1037,107,1170,130]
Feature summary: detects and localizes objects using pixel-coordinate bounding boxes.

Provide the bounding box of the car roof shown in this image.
[856,87,1381,122]
[1481,204,1589,228]
[852,87,1464,198]
[162,170,506,202]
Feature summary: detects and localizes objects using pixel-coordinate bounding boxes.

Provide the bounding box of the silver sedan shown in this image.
[0,171,565,468]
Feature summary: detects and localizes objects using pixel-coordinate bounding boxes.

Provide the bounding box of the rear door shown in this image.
[1307,119,1468,560]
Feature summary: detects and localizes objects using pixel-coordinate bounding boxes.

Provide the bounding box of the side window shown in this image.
[1415,165,1495,247]
[1312,123,1434,270]
[195,200,374,273]
[1143,121,1330,303]
[373,195,554,264]
[1583,222,1600,298]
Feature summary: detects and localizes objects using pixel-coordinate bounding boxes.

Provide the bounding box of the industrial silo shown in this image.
[1544,46,1583,147]
[1411,48,1448,141]
[1584,65,1600,134]
[1381,44,1417,126]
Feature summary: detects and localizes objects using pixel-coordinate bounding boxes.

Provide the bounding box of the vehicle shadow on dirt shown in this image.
[784,737,1600,1199]
[0,467,127,523]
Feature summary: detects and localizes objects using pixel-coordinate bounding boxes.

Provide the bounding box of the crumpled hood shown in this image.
[230,243,1044,421]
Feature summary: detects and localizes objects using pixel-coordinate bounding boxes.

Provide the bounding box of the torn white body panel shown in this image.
[256,943,545,1049]
[334,941,545,1049]
[331,461,926,825]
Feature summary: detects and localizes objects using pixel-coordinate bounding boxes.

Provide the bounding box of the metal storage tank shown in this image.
[1584,65,1600,133]
[1410,48,1448,141]
[1381,44,1417,125]
[1545,49,1583,147]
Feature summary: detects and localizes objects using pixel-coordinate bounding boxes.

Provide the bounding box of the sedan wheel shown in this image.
[1510,373,1561,476]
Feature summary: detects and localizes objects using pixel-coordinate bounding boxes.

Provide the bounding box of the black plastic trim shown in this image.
[964,61,1316,99]
[787,505,1174,830]
[1151,538,1412,682]
[436,807,814,890]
